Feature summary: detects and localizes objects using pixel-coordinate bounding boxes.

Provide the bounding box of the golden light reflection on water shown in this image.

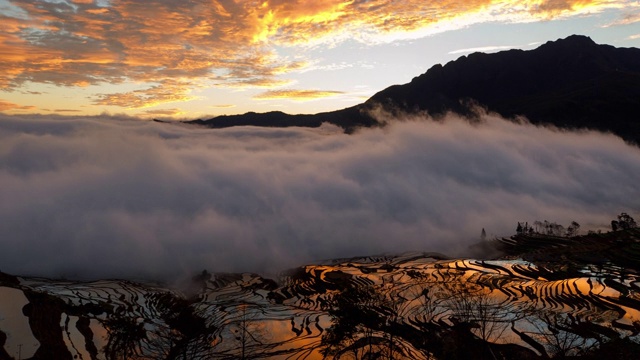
[0,287,39,359]
[2,252,640,358]
[258,317,332,359]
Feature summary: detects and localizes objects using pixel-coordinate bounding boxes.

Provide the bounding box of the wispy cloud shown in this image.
[0,99,36,112]
[142,108,185,117]
[1,112,639,279]
[449,45,522,55]
[254,89,345,101]
[0,0,632,109]
[93,80,197,108]
[603,10,640,27]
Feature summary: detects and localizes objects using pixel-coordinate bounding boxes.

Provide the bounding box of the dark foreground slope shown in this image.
[2,229,640,359]
[188,35,640,143]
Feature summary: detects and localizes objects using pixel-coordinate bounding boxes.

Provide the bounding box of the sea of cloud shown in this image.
[1,113,639,280]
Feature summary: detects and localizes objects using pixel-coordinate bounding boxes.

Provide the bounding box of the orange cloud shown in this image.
[142,108,185,116]
[254,89,345,101]
[0,0,631,109]
[0,99,36,112]
[93,80,195,108]
[54,109,82,112]
[250,0,624,45]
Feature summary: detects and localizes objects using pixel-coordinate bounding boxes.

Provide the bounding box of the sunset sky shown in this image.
[1,0,639,119]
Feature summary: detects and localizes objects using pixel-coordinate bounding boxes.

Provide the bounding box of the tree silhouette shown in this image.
[320,281,414,359]
[196,302,272,360]
[616,213,637,230]
[443,282,518,360]
[103,316,147,360]
[611,220,619,231]
[527,311,597,358]
[230,303,270,359]
[566,221,580,237]
[533,221,543,234]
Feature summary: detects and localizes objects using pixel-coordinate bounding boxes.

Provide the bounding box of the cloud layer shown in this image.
[1,0,633,109]
[1,113,639,280]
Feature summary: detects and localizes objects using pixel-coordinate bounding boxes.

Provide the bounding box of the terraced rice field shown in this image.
[1,229,639,359]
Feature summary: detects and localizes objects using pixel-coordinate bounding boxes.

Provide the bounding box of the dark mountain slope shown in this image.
[187,106,375,134]
[188,35,640,143]
[368,35,640,142]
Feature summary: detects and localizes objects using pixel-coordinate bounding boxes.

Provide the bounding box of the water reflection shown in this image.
[0,251,639,359]
[0,287,39,359]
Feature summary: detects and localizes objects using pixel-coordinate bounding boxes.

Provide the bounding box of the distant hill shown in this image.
[187,35,640,143]
[186,106,375,134]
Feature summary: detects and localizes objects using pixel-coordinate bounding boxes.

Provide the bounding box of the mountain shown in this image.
[2,228,640,359]
[187,35,640,143]
[367,35,640,142]
[186,106,374,134]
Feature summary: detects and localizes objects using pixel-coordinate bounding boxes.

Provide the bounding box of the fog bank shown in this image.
[1,113,638,279]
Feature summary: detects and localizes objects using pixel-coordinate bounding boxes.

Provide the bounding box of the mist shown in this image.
[1,112,639,280]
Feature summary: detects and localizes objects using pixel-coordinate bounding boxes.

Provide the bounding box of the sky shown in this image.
[0,0,639,119]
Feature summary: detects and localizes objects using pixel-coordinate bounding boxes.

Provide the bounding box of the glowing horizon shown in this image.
[0,0,639,119]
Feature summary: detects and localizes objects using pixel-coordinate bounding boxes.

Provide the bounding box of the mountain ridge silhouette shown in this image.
[187,35,640,143]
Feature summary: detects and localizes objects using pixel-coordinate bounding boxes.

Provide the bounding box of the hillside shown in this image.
[187,35,640,143]
[1,227,640,359]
